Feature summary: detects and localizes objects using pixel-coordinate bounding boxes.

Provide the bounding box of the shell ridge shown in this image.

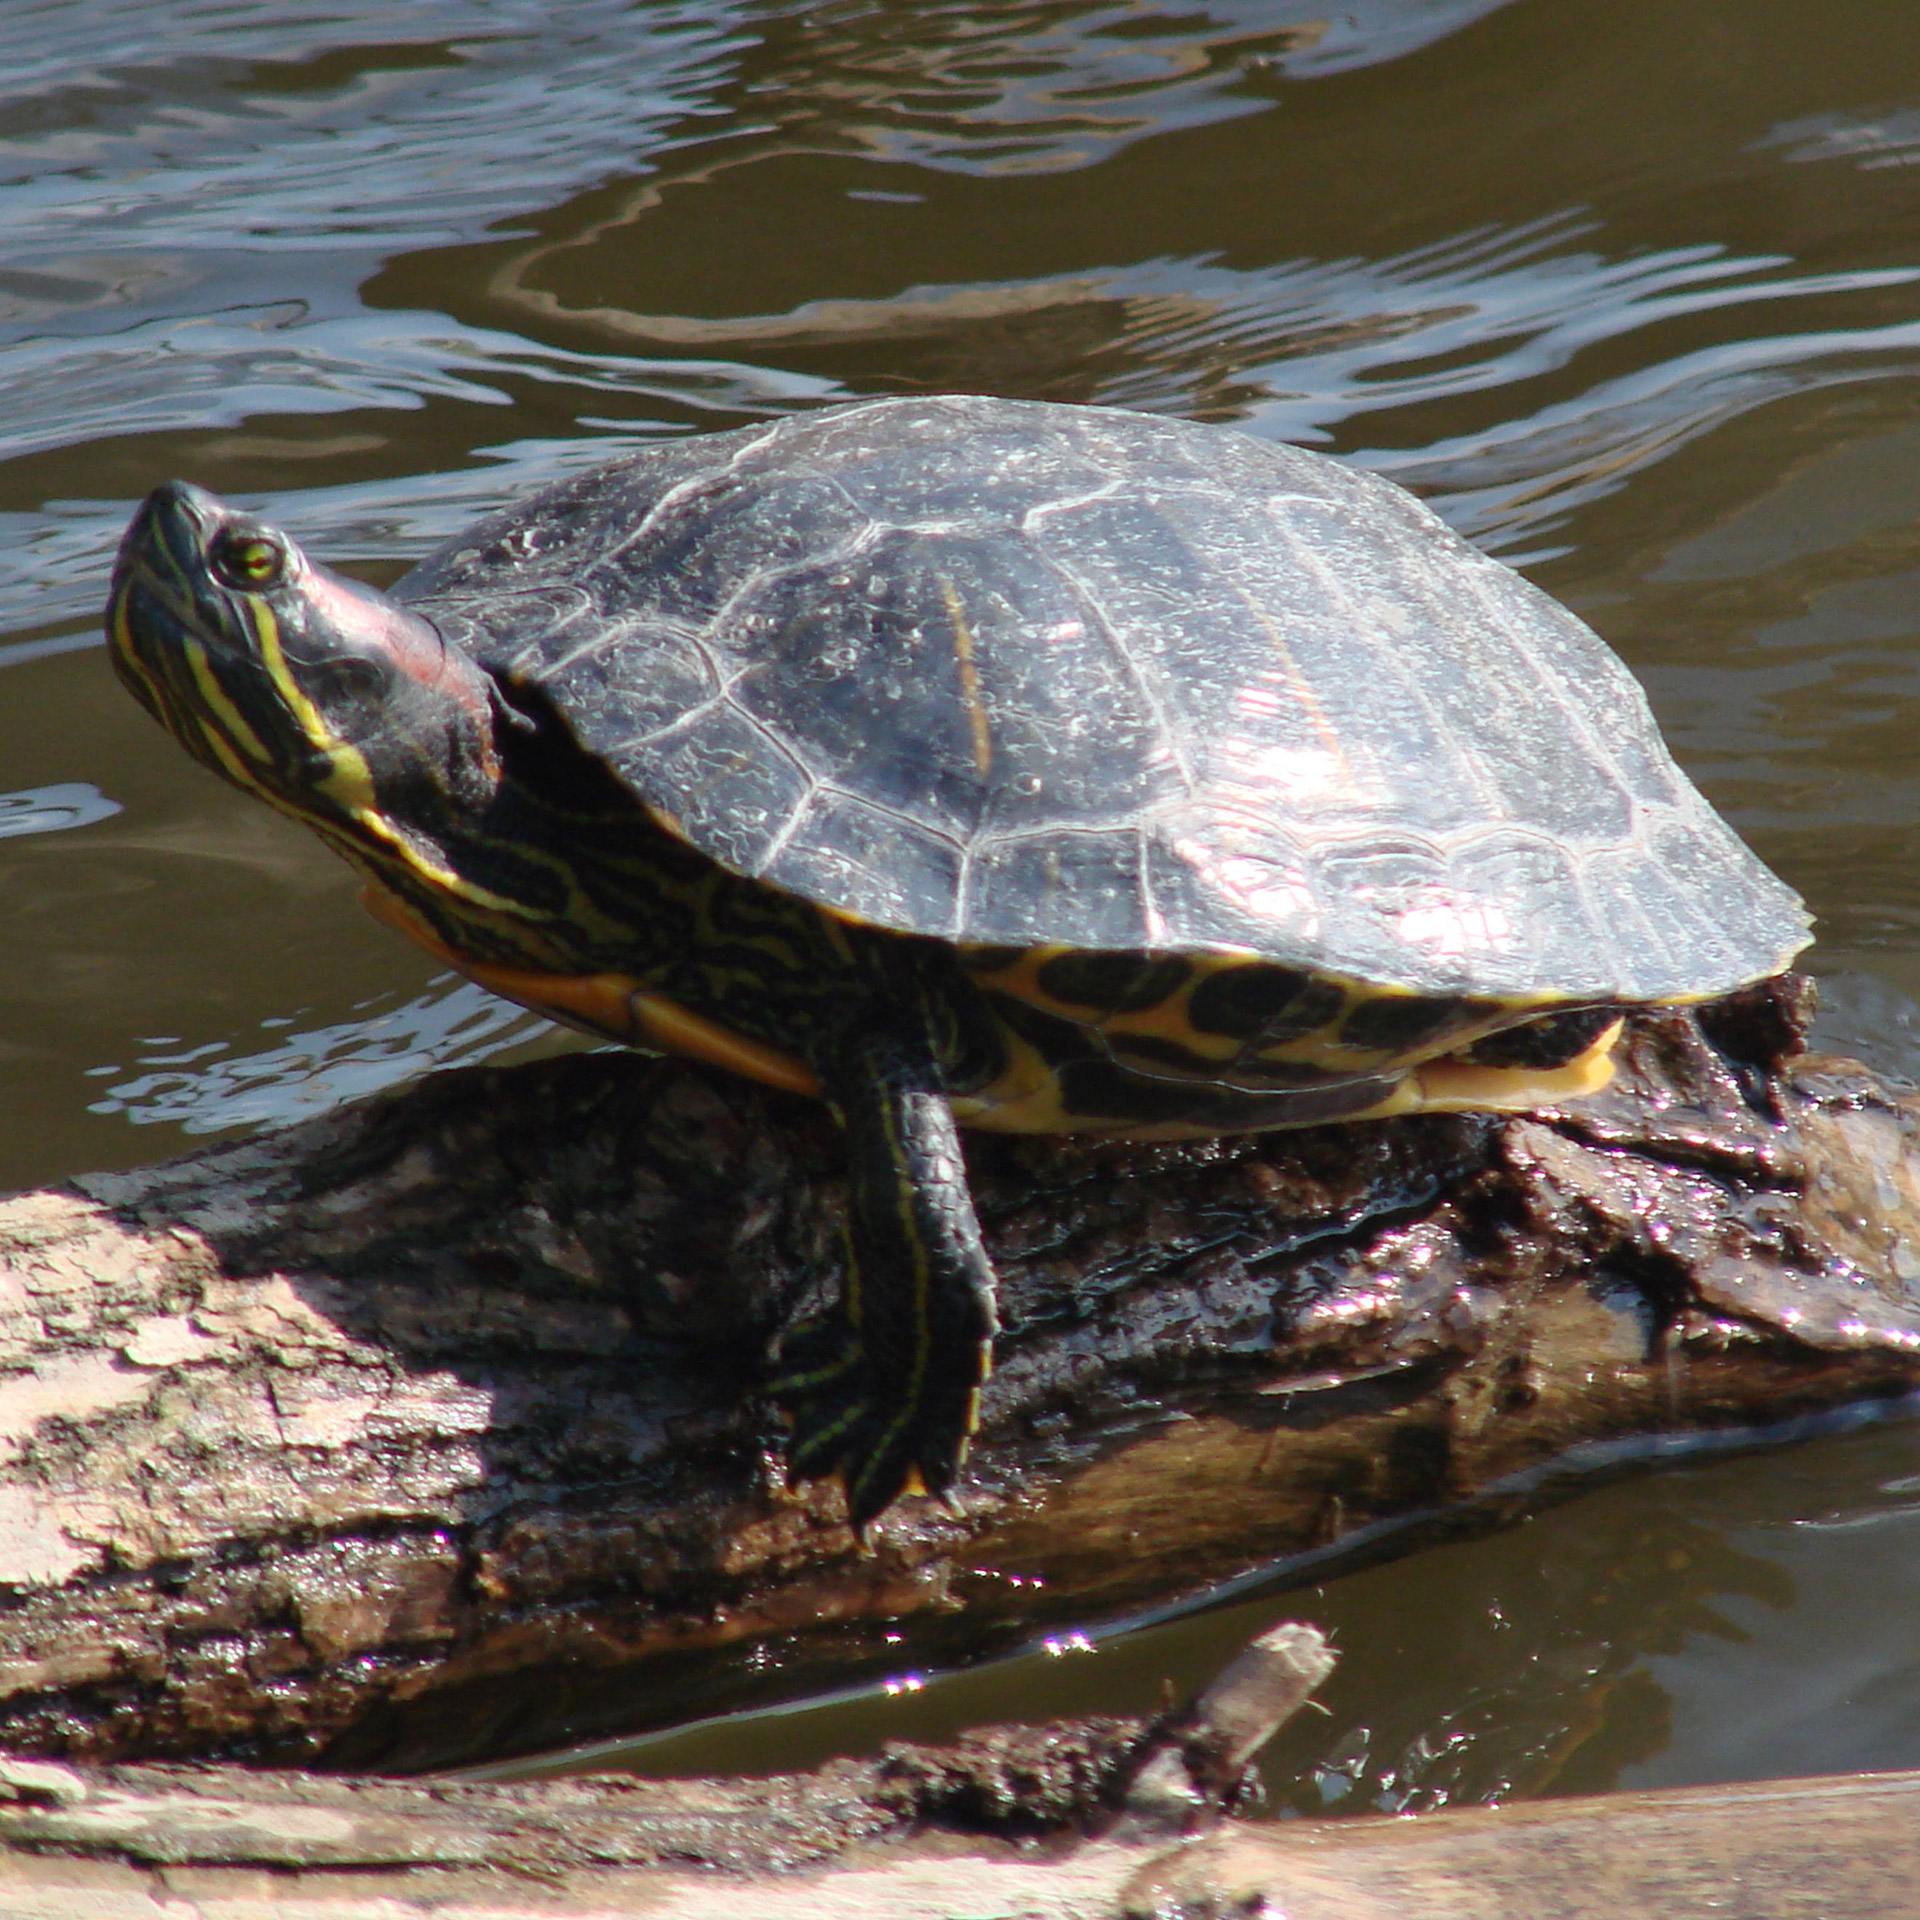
[950,839,977,943]
[743,776,819,879]
[1018,475,1128,534]
[816,780,967,848]
[617,687,730,754]
[710,698,821,879]
[543,611,682,680]
[701,522,888,667]
[1136,828,1169,949]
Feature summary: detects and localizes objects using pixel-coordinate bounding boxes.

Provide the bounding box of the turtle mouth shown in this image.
[114,479,222,592]
[107,481,239,657]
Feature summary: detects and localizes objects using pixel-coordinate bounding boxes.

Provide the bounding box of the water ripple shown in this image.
[86,976,556,1134]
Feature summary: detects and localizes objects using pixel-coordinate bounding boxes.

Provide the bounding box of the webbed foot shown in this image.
[772,1018,998,1533]
[773,1308,986,1532]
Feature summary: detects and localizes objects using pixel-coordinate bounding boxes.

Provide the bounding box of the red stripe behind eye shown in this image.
[300,566,494,726]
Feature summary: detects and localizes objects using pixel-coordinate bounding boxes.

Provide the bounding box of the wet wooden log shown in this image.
[0,1724,1916,1918]
[3,975,1920,1771]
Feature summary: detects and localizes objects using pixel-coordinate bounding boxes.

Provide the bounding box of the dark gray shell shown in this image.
[398,396,1810,1003]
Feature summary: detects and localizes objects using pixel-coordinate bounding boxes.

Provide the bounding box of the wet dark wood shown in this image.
[3,974,1920,1772]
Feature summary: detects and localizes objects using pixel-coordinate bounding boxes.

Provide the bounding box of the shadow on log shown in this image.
[2,974,1920,1772]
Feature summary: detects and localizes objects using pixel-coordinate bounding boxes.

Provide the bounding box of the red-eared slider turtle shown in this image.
[106,396,1810,1528]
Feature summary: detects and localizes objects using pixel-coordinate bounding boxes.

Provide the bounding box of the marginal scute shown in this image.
[1336,993,1470,1057]
[1465,1007,1618,1070]
[619,704,812,877]
[395,394,1812,1010]
[1186,964,1340,1042]
[773,789,966,936]
[1033,951,1192,1015]
[961,828,1152,950]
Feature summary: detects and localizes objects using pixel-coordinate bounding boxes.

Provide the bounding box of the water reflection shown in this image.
[1812,971,1920,1087]
[505,199,1920,445]
[521,1421,1920,1806]
[1767,108,1920,173]
[0,334,827,642]
[0,781,119,839]
[85,976,555,1134]
[1266,1424,1920,1809]
[16,225,1919,645]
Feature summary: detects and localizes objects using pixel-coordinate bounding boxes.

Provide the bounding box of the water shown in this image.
[8,0,1920,1801]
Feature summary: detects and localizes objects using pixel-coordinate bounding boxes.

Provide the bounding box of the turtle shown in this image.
[105,394,1811,1529]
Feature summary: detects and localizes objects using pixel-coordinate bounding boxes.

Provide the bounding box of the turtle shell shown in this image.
[398,396,1809,1005]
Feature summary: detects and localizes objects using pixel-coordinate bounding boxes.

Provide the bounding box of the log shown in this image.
[0,1651,1230,1918]
[0,1722,1915,1918]
[0,1616,1913,1918]
[3,975,1920,1772]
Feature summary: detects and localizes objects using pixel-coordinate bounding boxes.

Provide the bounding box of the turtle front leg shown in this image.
[774,1024,998,1532]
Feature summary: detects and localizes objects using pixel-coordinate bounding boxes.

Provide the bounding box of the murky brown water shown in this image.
[10,0,1920,1809]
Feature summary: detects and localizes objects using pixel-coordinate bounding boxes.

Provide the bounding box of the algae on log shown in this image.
[1,975,1919,1770]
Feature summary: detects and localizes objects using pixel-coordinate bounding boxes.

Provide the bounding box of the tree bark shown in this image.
[2,975,1920,1772]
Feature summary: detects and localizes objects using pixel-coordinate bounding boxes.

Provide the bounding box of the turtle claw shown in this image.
[772,1312,974,1533]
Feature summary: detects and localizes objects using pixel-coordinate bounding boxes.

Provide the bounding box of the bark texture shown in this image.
[2,976,1919,1771]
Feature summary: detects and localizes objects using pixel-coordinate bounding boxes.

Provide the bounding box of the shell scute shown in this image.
[826,424,1111,530]
[603,471,873,630]
[961,828,1151,950]
[626,704,814,875]
[534,618,720,749]
[773,788,965,935]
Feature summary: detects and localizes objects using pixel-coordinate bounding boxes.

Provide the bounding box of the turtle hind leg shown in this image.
[772,1029,997,1534]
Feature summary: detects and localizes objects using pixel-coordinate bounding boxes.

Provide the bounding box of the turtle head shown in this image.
[107,481,504,835]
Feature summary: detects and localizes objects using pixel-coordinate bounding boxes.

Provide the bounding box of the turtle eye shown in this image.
[210,531,287,591]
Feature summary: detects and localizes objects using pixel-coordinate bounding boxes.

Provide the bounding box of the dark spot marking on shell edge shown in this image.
[1035,951,1193,1015]
[1339,994,1467,1056]
[1462,1006,1618,1069]
[1188,965,1343,1042]
[961,945,1030,979]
